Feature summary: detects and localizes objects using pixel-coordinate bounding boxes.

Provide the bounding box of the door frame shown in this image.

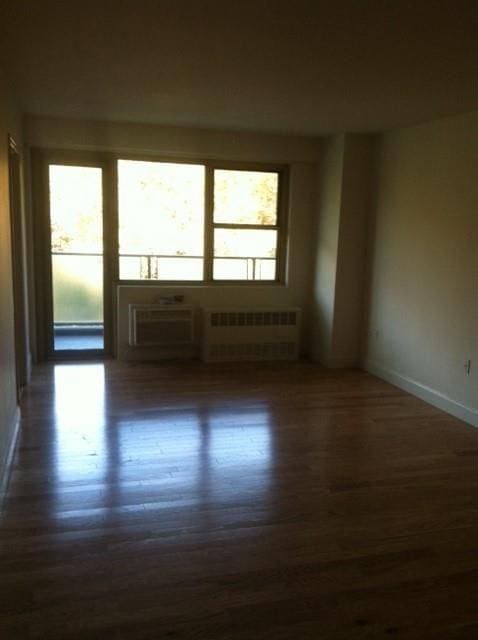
[8,135,29,396]
[31,148,115,360]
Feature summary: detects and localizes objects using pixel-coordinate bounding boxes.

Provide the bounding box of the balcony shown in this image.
[54,323,104,351]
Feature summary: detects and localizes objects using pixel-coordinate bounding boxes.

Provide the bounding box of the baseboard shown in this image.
[0,406,21,509]
[364,360,478,428]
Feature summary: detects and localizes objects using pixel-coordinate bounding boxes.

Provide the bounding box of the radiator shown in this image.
[129,304,194,347]
[202,308,301,362]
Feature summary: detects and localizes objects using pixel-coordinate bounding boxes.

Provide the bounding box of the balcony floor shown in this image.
[54,324,104,351]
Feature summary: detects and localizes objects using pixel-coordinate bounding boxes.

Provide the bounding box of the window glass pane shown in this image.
[119,256,203,281]
[213,259,249,280]
[118,160,205,261]
[118,256,142,280]
[214,229,277,258]
[49,165,104,351]
[255,259,276,280]
[53,255,103,323]
[49,166,103,254]
[214,170,278,225]
[213,258,276,281]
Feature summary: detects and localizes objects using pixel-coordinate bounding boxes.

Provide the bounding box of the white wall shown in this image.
[0,70,23,492]
[311,133,374,367]
[364,111,478,426]
[25,115,321,357]
[24,115,322,163]
[333,134,375,365]
[311,135,344,364]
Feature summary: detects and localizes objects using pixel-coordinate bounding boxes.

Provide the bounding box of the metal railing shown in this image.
[52,251,276,280]
[119,253,275,280]
[119,253,203,280]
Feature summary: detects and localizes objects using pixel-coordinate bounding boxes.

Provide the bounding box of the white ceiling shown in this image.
[0,0,477,135]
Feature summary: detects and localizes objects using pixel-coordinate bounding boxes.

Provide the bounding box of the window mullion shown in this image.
[204,165,214,281]
[107,159,119,283]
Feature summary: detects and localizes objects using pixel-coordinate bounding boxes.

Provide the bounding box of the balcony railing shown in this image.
[52,251,276,281]
[119,253,276,280]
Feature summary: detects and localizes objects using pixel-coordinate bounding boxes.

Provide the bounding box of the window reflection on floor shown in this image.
[52,363,273,524]
[54,364,106,483]
[206,406,272,465]
[116,405,273,521]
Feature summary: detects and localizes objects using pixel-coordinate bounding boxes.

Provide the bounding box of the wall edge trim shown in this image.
[0,406,21,510]
[26,351,33,383]
[363,360,478,428]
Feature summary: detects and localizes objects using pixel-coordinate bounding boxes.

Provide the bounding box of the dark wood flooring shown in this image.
[1,360,478,639]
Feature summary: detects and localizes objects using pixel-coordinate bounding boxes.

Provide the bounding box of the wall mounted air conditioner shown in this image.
[129,304,194,347]
[202,308,301,362]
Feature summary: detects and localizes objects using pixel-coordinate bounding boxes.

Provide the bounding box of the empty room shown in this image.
[0,1,477,638]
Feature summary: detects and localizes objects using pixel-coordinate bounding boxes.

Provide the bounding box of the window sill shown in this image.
[116,280,287,288]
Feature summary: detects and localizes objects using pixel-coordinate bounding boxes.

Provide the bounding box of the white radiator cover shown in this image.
[129,304,194,347]
[202,308,301,362]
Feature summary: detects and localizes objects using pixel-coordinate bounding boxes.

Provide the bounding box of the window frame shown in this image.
[33,150,290,361]
[116,157,289,286]
[34,149,289,290]
[209,163,286,283]
[117,157,207,283]
[31,148,114,361]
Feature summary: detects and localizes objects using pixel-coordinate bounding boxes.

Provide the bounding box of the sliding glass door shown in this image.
[48,164,105,353]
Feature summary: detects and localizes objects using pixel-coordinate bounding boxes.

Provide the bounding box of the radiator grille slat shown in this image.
[210,342,296,360]
[203,308,301,362]
[211,311,297,327]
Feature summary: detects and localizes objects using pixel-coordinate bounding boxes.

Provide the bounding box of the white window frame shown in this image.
[117,157,289,285]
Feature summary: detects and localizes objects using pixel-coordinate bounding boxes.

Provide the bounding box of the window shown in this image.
[116,159,286,283]
[213,170,280,281]
[118,160,205,281]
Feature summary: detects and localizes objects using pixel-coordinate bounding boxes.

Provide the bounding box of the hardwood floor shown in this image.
[1,360,478,639]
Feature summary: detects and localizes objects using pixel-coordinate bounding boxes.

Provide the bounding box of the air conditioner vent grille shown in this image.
[129,304,193,347]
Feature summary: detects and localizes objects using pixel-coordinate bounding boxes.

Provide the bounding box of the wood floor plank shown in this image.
[1,360,478,638]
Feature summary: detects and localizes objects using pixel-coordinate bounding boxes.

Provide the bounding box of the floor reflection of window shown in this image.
[114,405,273,525]
[117,412,201,483]
[51,372,273,527]
[53,364,106,487]
[204,406,273,505]
[207,406,272,465]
